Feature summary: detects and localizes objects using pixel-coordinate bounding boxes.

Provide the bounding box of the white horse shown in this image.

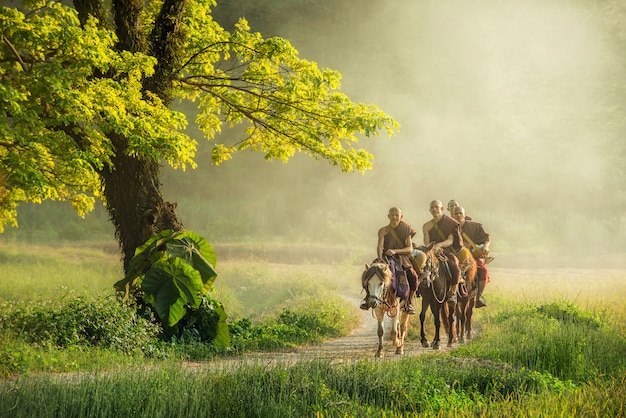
[361,262,411,357]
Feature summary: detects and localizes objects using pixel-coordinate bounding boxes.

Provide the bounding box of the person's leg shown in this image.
[447,255,460,302]
[475,260,488,308]
[403,267,418,314]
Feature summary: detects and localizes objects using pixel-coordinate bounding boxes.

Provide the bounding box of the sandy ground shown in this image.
[191,295,457,373]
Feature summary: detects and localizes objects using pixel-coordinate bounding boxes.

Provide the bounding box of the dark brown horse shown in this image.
[417,244,479,349]
[417,244,458,349]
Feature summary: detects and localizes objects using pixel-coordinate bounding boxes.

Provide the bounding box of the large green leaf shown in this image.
[115,230,177,292]
[210,301,230,348]
[141,258,204,327]
[165,234,217,291]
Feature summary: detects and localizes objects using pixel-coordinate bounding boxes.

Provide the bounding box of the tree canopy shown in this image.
[0,0,398,235]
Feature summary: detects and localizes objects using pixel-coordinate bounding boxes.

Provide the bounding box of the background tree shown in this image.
[0,0,397,270]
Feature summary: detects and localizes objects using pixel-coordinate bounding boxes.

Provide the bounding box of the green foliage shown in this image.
[0,1,397,232]
[537,301,604,329]
[4,358,623,417]
[0,293,160,356]
[115,230,220,331]
[0,3,192,231]
[173,295,230,349]
[454,302,626,382]
[228,302,349,352]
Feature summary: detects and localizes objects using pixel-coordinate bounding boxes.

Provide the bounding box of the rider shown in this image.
[447,200,460,216]
[360,207,419,314]
[422,200,463,302]
[452,206,492,308]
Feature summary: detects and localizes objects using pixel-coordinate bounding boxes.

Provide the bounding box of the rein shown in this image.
[362,265,397,319]
[423,253,447,304]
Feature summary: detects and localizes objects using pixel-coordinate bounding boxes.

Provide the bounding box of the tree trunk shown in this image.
[74,0,188,271]
[99,134,184,272]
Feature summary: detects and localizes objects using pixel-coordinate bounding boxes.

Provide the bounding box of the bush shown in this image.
[454,302,626,381]
[0,293,160,355]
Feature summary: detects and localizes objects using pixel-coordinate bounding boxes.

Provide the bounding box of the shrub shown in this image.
[0,293,160,355]
[455,302,626,381]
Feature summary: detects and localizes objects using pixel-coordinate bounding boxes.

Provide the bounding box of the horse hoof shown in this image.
[375,352,384,359]
[395,347,404,355]
[447,342,453,348]
[432,343,440,350]
[421,341,429,348]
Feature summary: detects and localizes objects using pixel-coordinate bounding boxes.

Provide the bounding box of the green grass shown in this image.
[0,242,122,300]
[1,358,624,417]
[0,242,625,417]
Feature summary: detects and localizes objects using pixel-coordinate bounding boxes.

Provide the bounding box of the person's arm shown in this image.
[423,222,432,246]
[482,237,491,253]
[376,227,386,261]
[387,241,413,256]
[433,233,454,251]
[477,224,491,253]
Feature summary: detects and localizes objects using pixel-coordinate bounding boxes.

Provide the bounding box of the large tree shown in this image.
[0,0,397,270]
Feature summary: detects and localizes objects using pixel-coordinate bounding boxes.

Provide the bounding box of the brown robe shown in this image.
[383,220,416,269]
[428,214,463,255]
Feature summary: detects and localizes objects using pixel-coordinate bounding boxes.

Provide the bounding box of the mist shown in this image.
[162,0,626,263]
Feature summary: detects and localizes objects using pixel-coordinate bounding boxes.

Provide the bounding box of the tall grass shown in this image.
[1,242,625,417]
[0,242,360,376]
[0,242,122,300]
[1,359,624,417]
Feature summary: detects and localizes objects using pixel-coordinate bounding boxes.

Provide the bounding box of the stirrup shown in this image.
[403,303,416,314]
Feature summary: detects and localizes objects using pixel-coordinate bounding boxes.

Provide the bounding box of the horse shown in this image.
[417,244,459,349]
[361,261,410,358]
[455,255,479,343]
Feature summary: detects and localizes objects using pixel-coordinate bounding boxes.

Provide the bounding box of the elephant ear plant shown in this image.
[114,230,230,347]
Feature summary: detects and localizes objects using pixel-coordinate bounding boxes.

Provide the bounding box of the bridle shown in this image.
[362,264,396,318]
[420,251,446,304]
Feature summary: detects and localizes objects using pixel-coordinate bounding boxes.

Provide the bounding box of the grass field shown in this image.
[0,241,625,417]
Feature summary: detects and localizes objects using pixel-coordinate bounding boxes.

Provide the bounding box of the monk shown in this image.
[452,206,491,308]
[422,200,462,301]
[360,207,419,314]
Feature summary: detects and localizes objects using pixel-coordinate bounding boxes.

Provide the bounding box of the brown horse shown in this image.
[417,244,460,349]
[361,262,410,357]
[456,256,478,343]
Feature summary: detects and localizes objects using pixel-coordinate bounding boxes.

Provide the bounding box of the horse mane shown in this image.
[362,262,392,288]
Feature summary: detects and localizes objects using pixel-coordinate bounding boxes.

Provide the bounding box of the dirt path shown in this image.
[193,296,455,372]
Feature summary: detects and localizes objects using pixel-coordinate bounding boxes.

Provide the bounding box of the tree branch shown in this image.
[1,35,29,72]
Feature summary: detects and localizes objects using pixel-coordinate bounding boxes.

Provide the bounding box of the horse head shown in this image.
[361,261,392,309]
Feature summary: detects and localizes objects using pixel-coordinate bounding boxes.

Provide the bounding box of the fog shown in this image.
[163,0,626,262]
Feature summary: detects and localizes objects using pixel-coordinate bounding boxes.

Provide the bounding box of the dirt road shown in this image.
[195,296,455,372]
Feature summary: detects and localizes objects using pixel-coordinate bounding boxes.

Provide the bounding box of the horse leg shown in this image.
[457,301,466,344]
[444,302,456,347]
[375,316,385,358]
[419,299,429,348]
[390,302,400,345]
[431,303,441,350]
[466,303,474,340]
[395,311,409,355]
